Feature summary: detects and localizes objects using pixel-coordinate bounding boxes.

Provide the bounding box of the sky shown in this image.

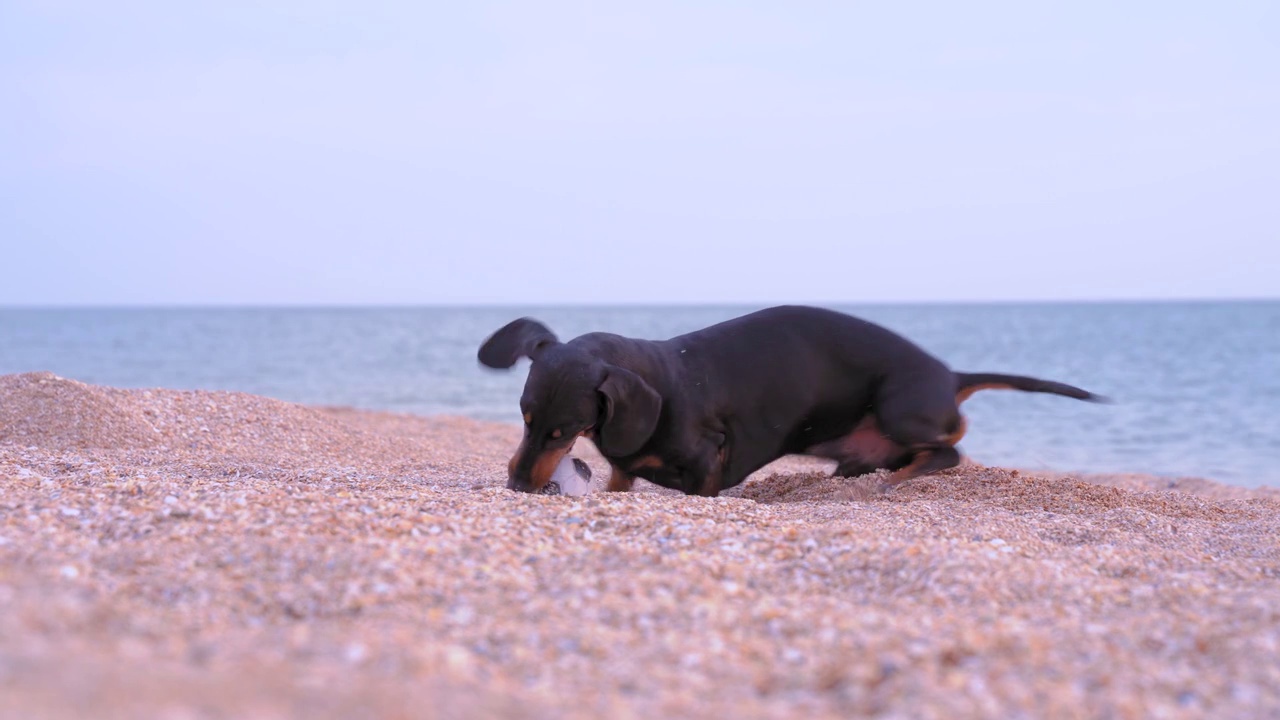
[1,1,1277,306]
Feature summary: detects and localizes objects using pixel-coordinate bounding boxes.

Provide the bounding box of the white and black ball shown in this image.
[536,457,593,496]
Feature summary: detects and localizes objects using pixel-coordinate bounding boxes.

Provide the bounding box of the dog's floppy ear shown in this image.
[477,318,559,369]
[597,367,662,456]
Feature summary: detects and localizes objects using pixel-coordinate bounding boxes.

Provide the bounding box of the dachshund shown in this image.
[477,305,1104,496]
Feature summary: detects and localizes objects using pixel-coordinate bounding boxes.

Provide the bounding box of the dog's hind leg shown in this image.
[874,379,965,489]
[806,416,905,478]
[882,446,962,488]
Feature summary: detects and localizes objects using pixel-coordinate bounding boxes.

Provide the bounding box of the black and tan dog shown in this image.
[477,305,1104,496]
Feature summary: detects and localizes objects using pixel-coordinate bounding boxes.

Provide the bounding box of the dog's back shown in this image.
[663,306,953,482]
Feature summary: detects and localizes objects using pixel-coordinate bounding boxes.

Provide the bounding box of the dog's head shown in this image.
[478,318,662,493]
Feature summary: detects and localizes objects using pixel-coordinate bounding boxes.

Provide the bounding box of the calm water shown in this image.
[2,302,1278,487]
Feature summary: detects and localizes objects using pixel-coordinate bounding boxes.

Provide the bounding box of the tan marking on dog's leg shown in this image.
[884,451,932,488]
[606,466,636,493]
[880,445,962,492]
[942,414,968,446]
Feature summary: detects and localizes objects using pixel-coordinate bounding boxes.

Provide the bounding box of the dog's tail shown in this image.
[954,372,1109,404]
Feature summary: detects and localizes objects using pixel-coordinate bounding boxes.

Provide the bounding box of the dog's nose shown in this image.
[507,476,535,493]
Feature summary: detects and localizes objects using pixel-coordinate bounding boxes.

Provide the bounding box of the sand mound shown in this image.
[0,372,164,450]
[736,470,885,503]
[738,464,1274,520]
[0,371,437,470]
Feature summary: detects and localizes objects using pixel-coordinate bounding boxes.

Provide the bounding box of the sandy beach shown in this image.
[2,370,1278,719]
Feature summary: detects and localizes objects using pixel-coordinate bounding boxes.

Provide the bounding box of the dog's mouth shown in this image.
[507,478,537,493]
[508,455,592,494]
[507,431,593,493]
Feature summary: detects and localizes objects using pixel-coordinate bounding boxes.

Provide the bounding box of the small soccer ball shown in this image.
[536,457,592,497]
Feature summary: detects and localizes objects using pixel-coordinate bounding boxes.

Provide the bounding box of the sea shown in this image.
[1,302,1278,487]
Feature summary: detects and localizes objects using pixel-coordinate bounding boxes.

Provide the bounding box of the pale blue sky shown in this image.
[2,1,1277,305]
